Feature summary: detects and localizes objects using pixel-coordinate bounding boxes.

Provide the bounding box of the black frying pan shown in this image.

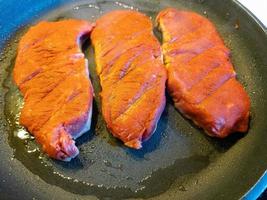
[0,0,266,199]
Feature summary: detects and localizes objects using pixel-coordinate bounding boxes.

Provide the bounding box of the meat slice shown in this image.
[156,8,250,137]
[91,10,167,149]
[13,20,95,161]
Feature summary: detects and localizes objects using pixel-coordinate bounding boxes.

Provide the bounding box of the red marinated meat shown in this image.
[13,20,95,161]
[91,10,167,149]
[156,8,250,137]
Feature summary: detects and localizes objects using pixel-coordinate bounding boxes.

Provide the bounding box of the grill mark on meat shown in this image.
[17,48,78,85]
[100,43,145,77]
[117,48,155,80]
[18,68,43,86]
[107,56,161,121]
[39,73,74,102]
[19,29,58,52]
[67,90,82,102]
[185,62,221,90]
[166,37,214,57]
[32,76,88,135]
[181,58,227,90]
[97,30,152,63]
[106,48,157,83]
[142,79,166,140]
[104,35,156,57]
[163,43,226,67]
[197,75,234,105]
[114,83,157,122]
[100,38,160,77]
[33,49,59,59]
[119,61,136,80]
[185,45,229,66]
[21,62,78,102]
[117,55,159,82]
[181,67,235,105]
[178,26,216,45]
[29,86,75,133]
[167,25,203,44]
[164,44,213,68]
[112,75,158,121]
[165,46,230,92]
[99,28,150,58]
[31,44,76,60]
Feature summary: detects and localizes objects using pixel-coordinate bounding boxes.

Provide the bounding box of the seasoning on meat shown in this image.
[91,10,167,148]
[156,8,250,137]
[13,20,95,161]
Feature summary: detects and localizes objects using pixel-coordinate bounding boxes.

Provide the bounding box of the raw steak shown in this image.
[91,10,167,149]
[156,8,250,137]
[13,20,94,161]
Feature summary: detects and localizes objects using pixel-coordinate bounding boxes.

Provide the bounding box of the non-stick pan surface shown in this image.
[0,0,266,199]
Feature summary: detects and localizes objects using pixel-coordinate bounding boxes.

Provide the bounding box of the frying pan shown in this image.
[0,0,266,199]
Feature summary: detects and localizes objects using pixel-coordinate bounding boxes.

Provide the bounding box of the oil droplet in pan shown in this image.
[16,128,31,140]
[234,21,240,29]
[178,185,187,191]
[114,1,135,10]
[103,160,112,167]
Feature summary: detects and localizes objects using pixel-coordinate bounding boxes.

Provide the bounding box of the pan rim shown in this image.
[0,0,267,199]
[231,1,267,198]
